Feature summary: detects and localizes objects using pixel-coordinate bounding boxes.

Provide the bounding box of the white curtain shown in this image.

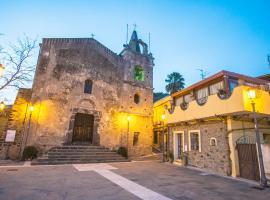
[197,87,208,100]
[175,96,183,106]
[184,94,193,103]
[209,81,224,95]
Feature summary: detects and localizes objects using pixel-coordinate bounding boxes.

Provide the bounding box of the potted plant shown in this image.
[22,146,38,161]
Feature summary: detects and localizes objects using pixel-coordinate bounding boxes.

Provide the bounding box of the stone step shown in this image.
[32,145,129,165]
[32,159,129,165]
[35,157,128,161]
[48,152,118,156]
[48,155,125,159]
[49,149,113,153]
[51,145,109,149]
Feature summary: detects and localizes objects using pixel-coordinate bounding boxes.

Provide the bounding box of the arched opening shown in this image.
[134,94,140,104]
[134,65,144,81]
[84,79,92,94]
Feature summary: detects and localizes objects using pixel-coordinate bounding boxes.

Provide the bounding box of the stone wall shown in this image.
[0,89,32,160]
[170,120,232,176]
[0,111,9,159]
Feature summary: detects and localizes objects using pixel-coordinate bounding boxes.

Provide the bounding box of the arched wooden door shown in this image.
[72,113,94,144]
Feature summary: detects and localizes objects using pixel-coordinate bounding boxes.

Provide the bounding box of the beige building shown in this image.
[1,31,154,160]
[154,70,270,180]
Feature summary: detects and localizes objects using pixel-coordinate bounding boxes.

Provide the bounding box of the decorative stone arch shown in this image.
[77,98,96,110]
[65,107,102,145]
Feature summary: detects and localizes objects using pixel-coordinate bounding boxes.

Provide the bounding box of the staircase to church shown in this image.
[31,145,129,165]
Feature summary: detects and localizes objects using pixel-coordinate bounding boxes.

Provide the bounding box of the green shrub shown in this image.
[22,146,38,160]
[117,147,128,158]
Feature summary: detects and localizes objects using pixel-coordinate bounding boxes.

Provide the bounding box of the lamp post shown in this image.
[127,116,131,158]
[247,89,268,188]
[161,114,166,162]
[0,64,5,77]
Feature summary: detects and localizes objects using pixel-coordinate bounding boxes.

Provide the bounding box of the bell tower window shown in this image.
[84,79,92,94]
[134,65,144,81]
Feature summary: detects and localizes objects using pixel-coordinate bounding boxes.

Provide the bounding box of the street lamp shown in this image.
[127,116,131,158]
[161,114,166,162]
[0,101,5,111]
[0,64,4,77]
[247,89,268,188]
[161,114,165,121]
[29,105,34,112]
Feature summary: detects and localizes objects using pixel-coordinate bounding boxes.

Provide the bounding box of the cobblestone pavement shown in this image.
[0,161,269,200]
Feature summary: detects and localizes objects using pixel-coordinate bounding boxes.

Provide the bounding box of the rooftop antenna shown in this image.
[148,32,151,52]
[126,24,129,44]
[196,68,209,80]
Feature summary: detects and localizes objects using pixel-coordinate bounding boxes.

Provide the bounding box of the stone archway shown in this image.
[65,108,101,145]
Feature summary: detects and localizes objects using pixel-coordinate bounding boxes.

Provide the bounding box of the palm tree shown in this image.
[165,72,185,94]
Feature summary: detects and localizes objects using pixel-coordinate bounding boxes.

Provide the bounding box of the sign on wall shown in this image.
[5,130,16,142]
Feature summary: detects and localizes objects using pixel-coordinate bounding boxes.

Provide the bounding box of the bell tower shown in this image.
[120,30,154,88]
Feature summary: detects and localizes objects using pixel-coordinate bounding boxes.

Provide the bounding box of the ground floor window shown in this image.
[189,131,201,152]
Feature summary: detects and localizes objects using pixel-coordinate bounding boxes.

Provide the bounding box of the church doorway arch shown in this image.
[72,113,94,144]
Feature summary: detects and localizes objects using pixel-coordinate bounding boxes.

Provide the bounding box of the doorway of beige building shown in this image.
[173,131,184,160]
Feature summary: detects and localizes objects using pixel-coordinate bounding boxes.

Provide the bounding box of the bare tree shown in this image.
[0,36,37,91]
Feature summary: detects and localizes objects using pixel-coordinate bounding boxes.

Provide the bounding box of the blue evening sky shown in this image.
[1,0,270,102]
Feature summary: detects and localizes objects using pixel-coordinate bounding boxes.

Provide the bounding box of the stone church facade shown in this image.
[4,31,154,159]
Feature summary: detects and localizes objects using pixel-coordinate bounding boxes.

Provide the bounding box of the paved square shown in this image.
[0,161,269,200]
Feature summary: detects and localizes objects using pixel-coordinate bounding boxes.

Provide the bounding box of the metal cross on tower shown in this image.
[133,24,137,30]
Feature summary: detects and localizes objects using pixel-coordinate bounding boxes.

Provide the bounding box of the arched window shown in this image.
[134,65,144,81]
[134,94,140,104]
[84,79,92,94]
